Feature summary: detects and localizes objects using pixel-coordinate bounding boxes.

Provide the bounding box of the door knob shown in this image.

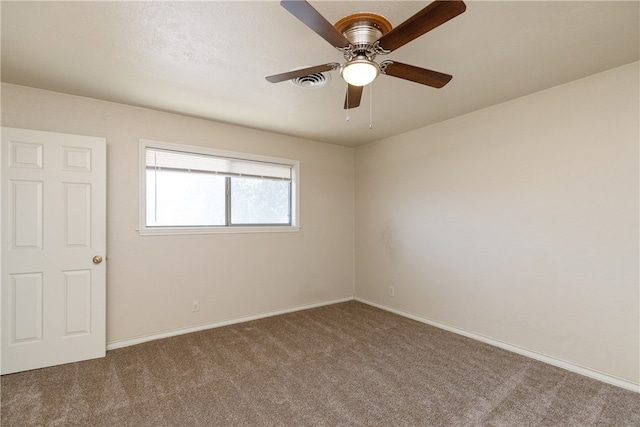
[92,255,103,264]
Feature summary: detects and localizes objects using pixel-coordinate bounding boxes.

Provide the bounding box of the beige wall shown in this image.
[1,83,355,344]
[3,61,638,385]
[355,62,639,383]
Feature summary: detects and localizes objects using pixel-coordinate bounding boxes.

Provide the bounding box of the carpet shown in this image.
[1,301,638,426]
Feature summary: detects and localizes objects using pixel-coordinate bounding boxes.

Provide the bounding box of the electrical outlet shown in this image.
[388,287,395,297]
[192,300,200,312]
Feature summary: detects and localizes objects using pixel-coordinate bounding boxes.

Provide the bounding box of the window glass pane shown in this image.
[230,177,291,225]
[147,169,226,226]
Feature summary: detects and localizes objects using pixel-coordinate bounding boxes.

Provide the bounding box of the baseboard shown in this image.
[356,297,640,393]
[106,296,355,351]
[106,295,639,393]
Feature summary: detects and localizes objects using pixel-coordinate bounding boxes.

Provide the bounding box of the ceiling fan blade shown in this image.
[280,0,351,49]
[382,61,452,88]
[376,0,466,52]
[266,63,339,83]
[344,84,363,109]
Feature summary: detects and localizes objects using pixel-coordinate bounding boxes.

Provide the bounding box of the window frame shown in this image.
[138,139,300,235]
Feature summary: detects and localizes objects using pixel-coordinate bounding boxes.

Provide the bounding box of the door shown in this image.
[1,127,106,374]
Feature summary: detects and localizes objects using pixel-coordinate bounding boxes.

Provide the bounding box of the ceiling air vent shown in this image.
[291,72,330,89]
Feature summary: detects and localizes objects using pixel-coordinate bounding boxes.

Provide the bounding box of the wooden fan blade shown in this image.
[382,62,452,88]
[281,0,351,48]
[377,1,466,52]
[266,63,338,83]
[344,84,363,109]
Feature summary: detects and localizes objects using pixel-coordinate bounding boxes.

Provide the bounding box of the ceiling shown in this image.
[1,1,638,147]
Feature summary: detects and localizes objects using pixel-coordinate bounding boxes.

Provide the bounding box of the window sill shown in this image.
[138,225,300,236]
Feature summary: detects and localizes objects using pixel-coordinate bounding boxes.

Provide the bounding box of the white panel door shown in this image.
[1,127,106,374]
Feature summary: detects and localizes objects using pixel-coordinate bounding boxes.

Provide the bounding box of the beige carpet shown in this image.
[1,301,639,426]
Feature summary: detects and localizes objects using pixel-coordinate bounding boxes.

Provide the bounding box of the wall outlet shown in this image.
[388,286,395,297]
[192,300,200,312]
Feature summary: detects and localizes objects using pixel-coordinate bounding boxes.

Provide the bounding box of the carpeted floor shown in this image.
[1,301,639,426]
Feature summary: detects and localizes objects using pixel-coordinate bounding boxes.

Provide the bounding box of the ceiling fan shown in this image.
[266,0,466,109]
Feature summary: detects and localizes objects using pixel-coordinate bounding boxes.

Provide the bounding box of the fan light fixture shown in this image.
[266,2,466,110]
[341,57,379,86]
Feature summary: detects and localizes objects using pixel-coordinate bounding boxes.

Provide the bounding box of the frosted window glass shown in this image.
[147,169,226,226]
[230,177,291,225]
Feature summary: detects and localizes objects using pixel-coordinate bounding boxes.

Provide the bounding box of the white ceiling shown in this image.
[1,1,638,147]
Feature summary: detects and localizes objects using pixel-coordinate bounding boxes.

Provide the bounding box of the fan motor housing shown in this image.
[334,13,392,58]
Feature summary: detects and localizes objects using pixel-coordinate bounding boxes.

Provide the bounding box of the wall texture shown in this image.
[1,83,355,344]
[355,62,639,384]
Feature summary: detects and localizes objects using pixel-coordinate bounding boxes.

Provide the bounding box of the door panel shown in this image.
[1,127,106,374]
[10,272,43,343]
[10,180,44,249]
[63,269,92,336]
[63,183,92,247]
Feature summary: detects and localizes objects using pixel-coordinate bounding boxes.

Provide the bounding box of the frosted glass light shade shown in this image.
[341,59,379,86]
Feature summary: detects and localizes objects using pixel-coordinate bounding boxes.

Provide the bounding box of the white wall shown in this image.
[1,83,355,344]
[355,62,639,384]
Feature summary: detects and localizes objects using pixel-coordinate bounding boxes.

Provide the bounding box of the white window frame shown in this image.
[138,139,300,235]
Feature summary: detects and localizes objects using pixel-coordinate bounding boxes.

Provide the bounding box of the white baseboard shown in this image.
[106,296,354,351]
[106,295,638,393]
[356,297,640,393]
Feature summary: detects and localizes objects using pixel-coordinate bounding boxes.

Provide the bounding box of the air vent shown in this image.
[291,72,331,89]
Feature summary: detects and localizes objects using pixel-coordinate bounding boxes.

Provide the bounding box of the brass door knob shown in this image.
[92,255,103,264]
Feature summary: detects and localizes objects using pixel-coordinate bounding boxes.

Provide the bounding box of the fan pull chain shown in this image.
[369,83,373,130]
[345,85,350,122]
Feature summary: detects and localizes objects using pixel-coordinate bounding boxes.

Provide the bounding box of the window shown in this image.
[139,139,299,235]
